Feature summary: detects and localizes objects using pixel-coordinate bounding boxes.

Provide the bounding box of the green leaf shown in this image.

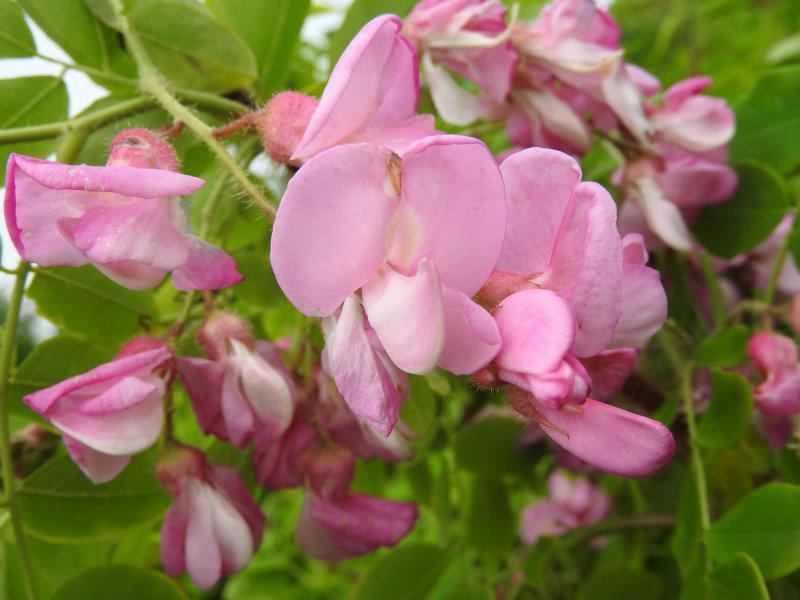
[731,65,800,174]
[0,0,35,57]
[10,335,112,422]
[401,375,437,439]
[696,369,753,450]
[17,0,128,74]
[329,0,417,64]
[354,543,451,600]
[0,76,68,186]
[19,451,170,543]
[692,162,788,259]
[453,415,527,476]
[693,326,749,368]
[206,0,311,98]
[707,554,770,600]
[53,564,185,599]
[130,0,258,93]
[82,0,124,30]
[464,476,514,557]
[708,482,800,579]
[576,566,661,600]
[229,250,282,309]
[671,472,702,576]
[27,265,158,346]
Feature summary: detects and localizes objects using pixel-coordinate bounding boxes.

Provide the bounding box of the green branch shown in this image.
[0,262,36,600]
[765,208,797,307]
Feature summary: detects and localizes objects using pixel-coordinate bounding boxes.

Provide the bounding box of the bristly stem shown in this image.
[0,262,36,600]
[108,0,275,220]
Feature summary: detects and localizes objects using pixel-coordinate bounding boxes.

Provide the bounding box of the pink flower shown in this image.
[23,336,171,483]
[521,469,610,545]
[157,446,265,590]
[512,0,649,143]
[290,15,437,165]
[650,76,735,154]
[748,332,800,416]
[271,135,506,435]
[296,491,418,562]
[478,148,673,477]
[177,313,295,449]
[4,129,242,291]
[739,216,800,297]
[404,0,517,125]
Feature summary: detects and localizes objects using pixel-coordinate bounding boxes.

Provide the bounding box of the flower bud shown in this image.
[255,92,318,166]
[302,445,356,502]
[107,128,179,171]
[115,335,171,361]
[197,311,253,360]
[470,361,500,389]
[155,443,208,496]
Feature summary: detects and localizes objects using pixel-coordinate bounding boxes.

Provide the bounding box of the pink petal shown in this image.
[59,199,188,271]
[172,236,243,291]
[748,332,798,374]
[160,495,189,577]
[422,52,491,126]
[270,144,398,317]
[438,284,501,375]
[255,414,318,489]
[52,376,164,455]
[5,154,203,266]
[176,357,227,440]
[494,289,575,375]
[353,114,439,156]
[362,260,445,374]
[325,295,403,436]
[663,76,712,108]
[23,347,171,414]
[209,465,266,546]
[184,482,223,589]
[601,59,649,144]
[579,348,637,401]
[634,176,694,252]
[296,491,417,561]
[292,16,421,162]
[546,182,623,357]
[611,255,667,350]
[497,148,583,275]
[537,398,676,478]
[520,499,571,545]
[396,135,507,295]
[62,434,131,484]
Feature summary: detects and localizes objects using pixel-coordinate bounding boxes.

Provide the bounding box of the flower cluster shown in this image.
[6,0,749,590]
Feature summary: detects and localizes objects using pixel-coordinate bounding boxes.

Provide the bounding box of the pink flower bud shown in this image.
[156,445,265,589]
[107,128,179,171]
[302,445,355,502]
[748,332,800,416]
[197,311,253,360]
[255,92,318,166]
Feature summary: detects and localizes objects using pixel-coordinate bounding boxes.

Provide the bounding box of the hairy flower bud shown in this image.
[107,128,179,171]
[256,92,318,166]
[197,311,253,360]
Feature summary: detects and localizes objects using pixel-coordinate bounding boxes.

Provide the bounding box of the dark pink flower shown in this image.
[748,332,800,416]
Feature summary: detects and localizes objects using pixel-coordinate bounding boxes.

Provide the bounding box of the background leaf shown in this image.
[693,326,749,368]
[696,369,753,450]
[19,451,170,543]
[328,0,417,64]
[708,482,800,579]
[354,543,450,600]
[0,76,68,186]
[464,476,514,557]
[206,0,311,98]
[707,554,770,600]
[27,265,158,347]
[454,416,527,476]
[129,0,258,93]
[0,0,36,57]
[52,564,186,599]
[692,161,788,259]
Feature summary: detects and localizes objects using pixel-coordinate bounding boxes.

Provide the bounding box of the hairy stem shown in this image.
[108,0,274,219]
[0,262,36,600]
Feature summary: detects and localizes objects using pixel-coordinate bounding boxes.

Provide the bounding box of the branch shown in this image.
[0,262,36,600]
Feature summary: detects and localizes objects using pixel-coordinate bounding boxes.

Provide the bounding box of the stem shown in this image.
[0,262,36,600]
[765,209,796,307]
[565,513,676,545]
[108,0,274,219]
[0,96,153,144]
[697,251,726,329]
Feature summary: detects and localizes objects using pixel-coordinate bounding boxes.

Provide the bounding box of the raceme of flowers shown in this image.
[5,0,755,590]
